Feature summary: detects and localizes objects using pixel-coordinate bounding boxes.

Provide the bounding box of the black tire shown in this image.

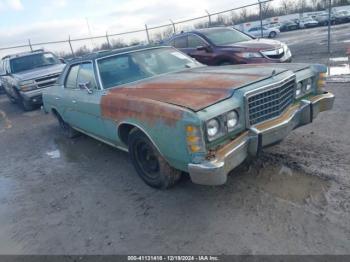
[4,91,16,104]
[269,31,277,38]
[54,112,80,138]
[128,129,181,189]
[18,96,34,111]
[218,61,232,66]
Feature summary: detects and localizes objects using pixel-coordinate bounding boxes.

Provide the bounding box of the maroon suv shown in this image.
[165,27,292,65]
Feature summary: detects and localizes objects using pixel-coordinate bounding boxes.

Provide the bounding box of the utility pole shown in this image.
[205,10,211,27]
[86,17,94,48]
[258,0,264,38]
[328,0,332,54]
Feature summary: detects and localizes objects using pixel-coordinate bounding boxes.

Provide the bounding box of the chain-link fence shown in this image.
[0,0,273,58]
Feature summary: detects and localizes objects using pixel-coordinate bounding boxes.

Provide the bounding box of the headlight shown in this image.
[296,82,303,98]
[227,111,239,130]
[206,119,220,139]
[305,78,312,92]
[19,80,37,92]
[237,52,263,58]
[296,78,314,99]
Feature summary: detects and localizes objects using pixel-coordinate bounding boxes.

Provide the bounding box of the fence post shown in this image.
[68,35,75,57]
[28,39,33,51]
[258,0,263,38]
[205,10,211,27]
[328,0,332,54]
[169,19,176,34]
[106,31,111,49]
[145,24,151,44]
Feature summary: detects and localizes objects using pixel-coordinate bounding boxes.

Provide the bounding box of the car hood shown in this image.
[220,38,283,51]
[13,64,65,81]
[104,65,291,112]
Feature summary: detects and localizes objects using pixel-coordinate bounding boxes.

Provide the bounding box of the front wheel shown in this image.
[18,97,34,111]
[269,31,277,38]
[128,129,181,189]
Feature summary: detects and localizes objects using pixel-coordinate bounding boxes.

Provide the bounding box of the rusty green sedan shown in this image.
[43,46,334,189]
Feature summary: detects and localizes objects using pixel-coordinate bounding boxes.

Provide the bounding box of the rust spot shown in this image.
[100,69,266,126]
[102,72,264,112]
[101,92,183,127]
[206,131,249,161]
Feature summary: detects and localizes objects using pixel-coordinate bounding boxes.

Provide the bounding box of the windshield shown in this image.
[98,47,202,89]
[202,28,252,46]
[10,52,60,73]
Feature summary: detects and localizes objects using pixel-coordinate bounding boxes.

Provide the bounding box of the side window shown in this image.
[188,35,206,48]
[77,63,98,90]
[168,39,175,47]
[174,36,187,48]
[65,64,80,89]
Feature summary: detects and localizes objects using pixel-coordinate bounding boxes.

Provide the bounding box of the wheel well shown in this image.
[51,108,62,121]
[118,123,137,146]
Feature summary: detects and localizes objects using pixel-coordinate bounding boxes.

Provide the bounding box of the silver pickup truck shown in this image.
[0,50,65,110]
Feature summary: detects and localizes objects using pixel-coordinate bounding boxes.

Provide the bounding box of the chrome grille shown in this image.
[246,78,296,126]
[35,74,60,88]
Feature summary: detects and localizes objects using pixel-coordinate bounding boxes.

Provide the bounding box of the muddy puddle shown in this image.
[46,136,115,163]
[236,163,331,205]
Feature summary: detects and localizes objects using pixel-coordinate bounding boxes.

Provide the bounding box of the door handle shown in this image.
[55,97,60,100]
[72,100,77,104]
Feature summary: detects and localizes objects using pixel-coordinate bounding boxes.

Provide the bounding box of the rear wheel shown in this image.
[128,129,181,189]
[54,111,80,138]
[218,61,232,66]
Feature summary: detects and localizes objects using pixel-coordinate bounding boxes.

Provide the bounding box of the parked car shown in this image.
[43,46,334,188]
[299,17,319,28]
[315,13,336,26]
[334,10,350,24]
[265,22,281,30]
[246,26,280,38]
[164,27,291,66]
[0,50,66,110]
[279,21,299,32]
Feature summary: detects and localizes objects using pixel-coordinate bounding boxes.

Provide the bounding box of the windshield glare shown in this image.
[10,52,60,73]
[98,48,201,89]
[202,28,252,46]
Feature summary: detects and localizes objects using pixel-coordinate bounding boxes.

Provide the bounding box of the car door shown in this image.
[183,34,213,65]
[58,63,81,124]
[248,27,258,37]
[69,62,108,139]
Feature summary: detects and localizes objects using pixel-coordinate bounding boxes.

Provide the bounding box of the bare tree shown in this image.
[280,0,292,15]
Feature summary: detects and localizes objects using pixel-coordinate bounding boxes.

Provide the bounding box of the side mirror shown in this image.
[59,58,66,64]
[196,45,212,53]
[78,81,93,94]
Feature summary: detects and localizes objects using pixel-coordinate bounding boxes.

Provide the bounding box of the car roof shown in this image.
[67,45,170,64]
[2,49,47,60]
[167,27,238,40]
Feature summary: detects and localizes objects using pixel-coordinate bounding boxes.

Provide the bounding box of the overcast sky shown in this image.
[0,0,282,52]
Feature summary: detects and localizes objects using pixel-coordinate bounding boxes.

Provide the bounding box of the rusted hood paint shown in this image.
[102,66,283,112]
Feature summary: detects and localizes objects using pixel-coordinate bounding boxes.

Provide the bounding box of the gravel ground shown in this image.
[0,25,349,255]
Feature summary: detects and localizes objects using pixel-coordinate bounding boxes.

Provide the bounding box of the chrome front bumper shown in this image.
[188,92,335,186]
